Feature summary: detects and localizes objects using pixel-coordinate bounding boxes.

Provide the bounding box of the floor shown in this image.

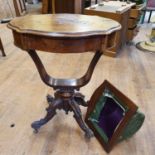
[0,18,155,155]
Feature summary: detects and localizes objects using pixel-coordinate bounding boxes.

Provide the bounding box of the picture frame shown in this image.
[85,80,138,152]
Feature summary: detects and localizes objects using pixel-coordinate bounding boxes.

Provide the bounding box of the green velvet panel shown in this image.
[88,89,128,142]
[118,111,145,142]
[89,120,109,143]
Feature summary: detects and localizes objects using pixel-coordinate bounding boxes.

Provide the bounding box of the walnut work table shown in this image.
[8,14,121,138]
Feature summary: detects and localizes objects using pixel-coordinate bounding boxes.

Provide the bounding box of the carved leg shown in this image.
[69,99,94,138]
[31,98,62,133]
[74,92,88,107]
[47,94,54,104]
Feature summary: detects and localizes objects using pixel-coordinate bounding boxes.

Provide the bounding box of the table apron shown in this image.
[13,31,105,53]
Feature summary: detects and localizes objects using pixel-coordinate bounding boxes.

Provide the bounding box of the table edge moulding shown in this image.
[8,14,121,37]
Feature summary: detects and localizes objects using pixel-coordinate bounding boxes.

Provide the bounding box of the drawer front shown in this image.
[127,30,134,41]
[130,4,144,18]
[128,18,137,29]
[130,9,141,18]
[127,27,139,41]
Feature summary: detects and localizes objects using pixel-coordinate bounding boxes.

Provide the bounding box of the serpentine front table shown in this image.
[8,14,121,138]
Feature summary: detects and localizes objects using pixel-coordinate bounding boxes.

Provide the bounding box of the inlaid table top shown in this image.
[8,14,121,38]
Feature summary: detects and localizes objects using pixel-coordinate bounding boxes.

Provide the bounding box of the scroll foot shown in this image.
[84,128,94,139]
[31,119,47,133]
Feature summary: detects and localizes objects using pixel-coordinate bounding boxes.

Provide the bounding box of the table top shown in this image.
[85,1,135,14]
[8,14,121,38]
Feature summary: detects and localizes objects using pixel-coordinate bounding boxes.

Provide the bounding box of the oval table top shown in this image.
[8,14,121,38]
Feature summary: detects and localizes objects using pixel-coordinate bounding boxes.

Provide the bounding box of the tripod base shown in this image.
[31,88,94,138]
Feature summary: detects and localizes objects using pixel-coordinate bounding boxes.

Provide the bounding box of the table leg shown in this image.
[28,49,102,138]
[27,49,102,89]
[31,89,94,138]
[31,98,62,133]
[69,99,94,138]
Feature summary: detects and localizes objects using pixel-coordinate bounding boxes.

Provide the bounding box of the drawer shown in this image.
[127,30,134,41]
[127,27,140,41]
[130,4,145,18]
[128,18,137,29]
